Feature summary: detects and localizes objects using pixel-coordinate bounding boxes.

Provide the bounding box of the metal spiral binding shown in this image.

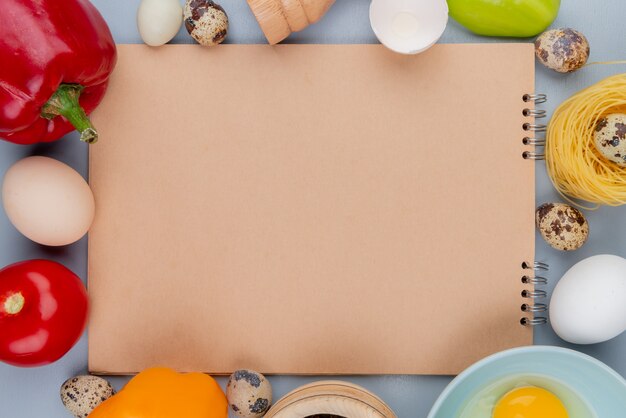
[523,123,547,132]
[523,109,547,118]
[522,137,546,146]
[522,151,545,160]
[521,317,548,326]
[522,289,547,299]
[520,261,549,326]
[522,93,547,160]
[522,261,549,270]
[522,275,547,285]
[518,97,550,325]
[523,93,547,104]
[522,303,547,313]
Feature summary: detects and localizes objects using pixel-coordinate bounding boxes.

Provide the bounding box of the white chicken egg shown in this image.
[550,254,626,344]
[2,156,95,246]
[137,0,183,47]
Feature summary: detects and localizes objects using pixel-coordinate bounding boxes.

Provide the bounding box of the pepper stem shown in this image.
[41,84,98,144]
[3,292,25,315]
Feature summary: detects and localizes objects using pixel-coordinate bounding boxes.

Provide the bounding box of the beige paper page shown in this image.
[89,44,535,375]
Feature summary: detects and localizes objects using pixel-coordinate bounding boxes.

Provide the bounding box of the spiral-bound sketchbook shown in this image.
[89,44,537,375]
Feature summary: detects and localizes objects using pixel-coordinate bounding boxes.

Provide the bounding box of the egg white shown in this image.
[456,374,596,418]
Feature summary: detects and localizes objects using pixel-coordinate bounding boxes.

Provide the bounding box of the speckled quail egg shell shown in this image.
[536,203,589,251]
[535,28,589,73]
[184,0,228,46]
[226,370,272,418]
[60,375,115,418]
[594,113,626,166]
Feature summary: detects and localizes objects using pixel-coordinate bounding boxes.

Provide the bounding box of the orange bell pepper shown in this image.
[89,367,228,418]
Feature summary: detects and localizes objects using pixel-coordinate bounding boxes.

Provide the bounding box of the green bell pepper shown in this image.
[447,0,561,38]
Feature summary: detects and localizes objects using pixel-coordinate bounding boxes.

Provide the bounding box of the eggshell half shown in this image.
[2,156,95,246]
[369,0,448,55]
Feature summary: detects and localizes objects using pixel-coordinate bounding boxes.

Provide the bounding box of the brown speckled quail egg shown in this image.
[535,28,590,73]
[226,369,272,418]
[594,113,626,165]
[536,203,589,251]
[60,375,115,418]
[184,0,228,46]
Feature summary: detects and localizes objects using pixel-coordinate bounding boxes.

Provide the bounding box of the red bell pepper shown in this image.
[0,260,89,367]
[0,0,117,145]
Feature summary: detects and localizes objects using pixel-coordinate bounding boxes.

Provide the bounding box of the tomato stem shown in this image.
[3,292,25,315]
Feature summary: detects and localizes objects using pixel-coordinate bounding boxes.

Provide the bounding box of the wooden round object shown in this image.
[264,381,397,418]
[246,0,335,44]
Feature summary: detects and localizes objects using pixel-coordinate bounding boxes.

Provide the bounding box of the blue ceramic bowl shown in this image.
[428,346,626,418]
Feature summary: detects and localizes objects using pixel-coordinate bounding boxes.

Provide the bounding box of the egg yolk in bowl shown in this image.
[493,387,568,418]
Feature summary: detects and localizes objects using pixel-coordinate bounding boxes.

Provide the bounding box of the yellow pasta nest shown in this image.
[546,73,626,208]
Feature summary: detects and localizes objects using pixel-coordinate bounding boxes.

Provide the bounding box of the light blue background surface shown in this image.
[1,1,625,417]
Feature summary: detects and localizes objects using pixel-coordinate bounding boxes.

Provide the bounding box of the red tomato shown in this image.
[0,260,88,367]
